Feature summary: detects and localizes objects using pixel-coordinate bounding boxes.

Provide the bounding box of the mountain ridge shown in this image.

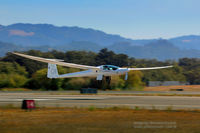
[1,23,200,60]
[1,23,200,49]
[0,23,135,47]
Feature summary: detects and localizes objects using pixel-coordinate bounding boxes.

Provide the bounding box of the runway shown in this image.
[0,92,200,110]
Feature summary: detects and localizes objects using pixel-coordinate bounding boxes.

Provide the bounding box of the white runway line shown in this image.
[0,99,58,101]
[0,96,107,102]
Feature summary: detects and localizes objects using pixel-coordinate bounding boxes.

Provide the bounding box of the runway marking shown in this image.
[1,94,200,109]
[0,97,106,102]
[0,99,58,101]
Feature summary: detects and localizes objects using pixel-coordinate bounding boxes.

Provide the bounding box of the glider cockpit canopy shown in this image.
[102,65,119,70]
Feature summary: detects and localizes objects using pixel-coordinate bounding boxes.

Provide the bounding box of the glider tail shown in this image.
[47,63,59,78]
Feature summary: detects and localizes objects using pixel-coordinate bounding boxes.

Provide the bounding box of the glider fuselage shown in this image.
[56,65,128,79]
[97,65,128,76]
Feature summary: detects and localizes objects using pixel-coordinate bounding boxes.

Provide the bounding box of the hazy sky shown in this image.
[0,0,200,39]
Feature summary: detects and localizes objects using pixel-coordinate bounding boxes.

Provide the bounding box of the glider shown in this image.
[13,52,173,83]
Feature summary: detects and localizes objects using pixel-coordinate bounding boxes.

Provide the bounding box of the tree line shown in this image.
[0,48,198,90]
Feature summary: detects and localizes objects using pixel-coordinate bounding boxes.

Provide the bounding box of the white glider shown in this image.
[13,52,173,80]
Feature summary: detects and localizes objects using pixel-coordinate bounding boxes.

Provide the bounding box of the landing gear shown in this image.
[104,76,111,90]
[97,80,103,89]
[96,76,111,90]
[105,76,111,85]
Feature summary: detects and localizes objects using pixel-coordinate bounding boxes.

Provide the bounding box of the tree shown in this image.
[0,74,27,88]
[0,62,28,88]
[124,70,144,90]
[0,62,27,75]
[95,48,115,65]
[62,77,91,90]
[110,75,125,89]
[26,68,63,90]
[179,58,200,84]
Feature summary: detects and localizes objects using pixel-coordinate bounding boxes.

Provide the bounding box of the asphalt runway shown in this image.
[0,92,200,110]
[2,90,200,94]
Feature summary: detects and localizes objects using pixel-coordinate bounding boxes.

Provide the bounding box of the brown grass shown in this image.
[0,88,32,91]
[144,85,200,91]
[2,85,200,92]
[102,93,200,96]
[0,108,200,133]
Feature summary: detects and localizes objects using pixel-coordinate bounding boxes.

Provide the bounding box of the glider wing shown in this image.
[128,66,173,71]
[13,52,98,70]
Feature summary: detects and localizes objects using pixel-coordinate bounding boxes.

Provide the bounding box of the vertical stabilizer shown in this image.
[47,63,59,78]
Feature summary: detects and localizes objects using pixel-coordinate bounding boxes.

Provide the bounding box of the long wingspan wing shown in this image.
[128,66,173,71]
[13,52,98,70]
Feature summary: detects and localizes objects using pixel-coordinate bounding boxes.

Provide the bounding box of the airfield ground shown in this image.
[0,108,200,133]
[1,92,200,110]
[2,84,200,92]
[1,86,200,133]
[1,85,200,110]
[144,85,200,91]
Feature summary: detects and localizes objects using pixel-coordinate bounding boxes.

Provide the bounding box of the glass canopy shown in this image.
[102,65,119,70]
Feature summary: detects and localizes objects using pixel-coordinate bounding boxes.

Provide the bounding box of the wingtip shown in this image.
[12,52,23,56]
[165,65,173,68]
[11,52,18,55]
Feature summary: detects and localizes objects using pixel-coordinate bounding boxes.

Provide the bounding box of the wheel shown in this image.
[105,76,111,85]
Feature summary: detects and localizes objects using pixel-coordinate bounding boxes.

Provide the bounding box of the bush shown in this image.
[63,77,91,90]
[0,62,27,76]
[110,75,125,89]
[26,68,63,90]
[0,74,27,88]
[125,70,145,90]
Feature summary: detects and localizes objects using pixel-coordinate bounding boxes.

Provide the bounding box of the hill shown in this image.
[0,41,25,57]
[108,40,200,60]
[0,23,134,47]
[169,35,200,50]
[1,23,200,60]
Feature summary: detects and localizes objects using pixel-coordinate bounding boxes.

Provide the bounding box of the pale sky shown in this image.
[0,0,200,39]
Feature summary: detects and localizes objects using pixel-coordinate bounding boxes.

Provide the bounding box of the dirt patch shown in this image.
[144,85,200,91]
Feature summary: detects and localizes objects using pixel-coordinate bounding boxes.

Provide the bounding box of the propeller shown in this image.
[125,72,128,80]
